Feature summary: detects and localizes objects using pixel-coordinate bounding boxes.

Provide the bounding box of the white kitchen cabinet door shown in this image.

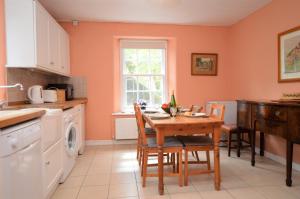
[35,2,49,68]
[5,0,71,76]
[49,18,61,71]
[59,29,71,75]
[43,139,63,199]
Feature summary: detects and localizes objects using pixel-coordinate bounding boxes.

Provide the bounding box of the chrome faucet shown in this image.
[0,83,24,91]
[0,83,24,109]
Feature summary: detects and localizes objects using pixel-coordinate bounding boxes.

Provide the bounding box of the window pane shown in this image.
[138,92,150,103]
[124,49,137,74]
[136,49,149,74]
[138,76,150,91]
[150,49,163,74]
[151,76,163,91]
[126,77,137,91]
[152,91,162,105]
[126,92,137,106]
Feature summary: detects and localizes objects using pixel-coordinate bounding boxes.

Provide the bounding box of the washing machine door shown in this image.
[65,122,77,156]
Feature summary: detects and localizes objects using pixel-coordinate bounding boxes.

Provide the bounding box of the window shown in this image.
[120,39,167,111]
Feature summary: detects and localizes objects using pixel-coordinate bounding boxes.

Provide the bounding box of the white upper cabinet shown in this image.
[5,0,70,76]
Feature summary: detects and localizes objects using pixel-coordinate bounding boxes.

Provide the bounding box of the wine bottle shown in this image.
[170,90,177,108]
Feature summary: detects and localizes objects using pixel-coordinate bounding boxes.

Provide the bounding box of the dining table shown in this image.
[143,113,224,195]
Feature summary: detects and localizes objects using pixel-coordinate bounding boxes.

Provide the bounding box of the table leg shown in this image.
[156,131,165,195]
[251,128,256,167]
[213,127,221,190]
[237,128,241,157]
[286,140,293,187]
[260,132,265,156]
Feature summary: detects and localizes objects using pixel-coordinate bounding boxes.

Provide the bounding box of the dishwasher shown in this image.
[0,119,43,199]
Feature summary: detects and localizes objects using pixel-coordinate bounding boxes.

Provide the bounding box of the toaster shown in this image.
[43,90,57,103]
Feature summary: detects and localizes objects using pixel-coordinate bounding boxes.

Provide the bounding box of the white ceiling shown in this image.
[38,0,272,26]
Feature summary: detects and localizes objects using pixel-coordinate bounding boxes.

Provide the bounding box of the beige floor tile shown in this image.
[166,183,196,194]
[108,183,138,198]
[138,182,169,197]
[192,181,217,192]
[200,190,234,199]
[83,174,111,186]
[88,165,112,175]
[227,187,266,199]
[170,192,202,199]
[70,165,89,177]
[110,172,136,184]
[51,187,80,199]
[254,186,299,199]
[59,176,85,188]
[77,186,109,199]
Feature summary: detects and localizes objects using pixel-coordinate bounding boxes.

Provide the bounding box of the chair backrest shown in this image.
[133,103,148,145]
[210,104,225,120]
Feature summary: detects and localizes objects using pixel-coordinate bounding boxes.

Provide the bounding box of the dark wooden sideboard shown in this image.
[237,100,300,187]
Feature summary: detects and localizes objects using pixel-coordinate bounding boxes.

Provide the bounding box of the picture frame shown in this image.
[191,53,218,76]
[278,25,300,82]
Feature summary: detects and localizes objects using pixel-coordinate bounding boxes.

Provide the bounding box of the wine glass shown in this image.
[170,107,177,117]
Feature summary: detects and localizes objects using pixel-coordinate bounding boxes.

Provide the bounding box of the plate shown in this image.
[149,113,171,119]
[184,112,208,118]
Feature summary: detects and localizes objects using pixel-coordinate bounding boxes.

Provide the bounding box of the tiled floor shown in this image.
[51,144,300,199]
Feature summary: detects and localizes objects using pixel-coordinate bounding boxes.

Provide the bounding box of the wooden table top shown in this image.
[144,115,224,128]
[0,109,46,129]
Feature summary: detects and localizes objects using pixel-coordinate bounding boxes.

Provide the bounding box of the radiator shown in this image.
[206,100,237,125]
[115,118,138,140]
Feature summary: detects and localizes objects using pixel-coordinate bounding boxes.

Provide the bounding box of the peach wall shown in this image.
[0,0,6,100]
[229,0,300,162]
[61,22,230,140]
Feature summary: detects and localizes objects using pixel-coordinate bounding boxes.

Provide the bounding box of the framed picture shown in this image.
[191,53,218,76]
[278,26,300,82]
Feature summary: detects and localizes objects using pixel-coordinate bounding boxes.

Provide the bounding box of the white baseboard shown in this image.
[255,147,300,171]
[85,139,137,146]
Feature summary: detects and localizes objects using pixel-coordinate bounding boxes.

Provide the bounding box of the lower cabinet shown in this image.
[43,139,63,199]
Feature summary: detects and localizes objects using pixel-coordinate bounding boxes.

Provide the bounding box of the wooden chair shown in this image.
[179,103,225,186]
[134,103,156,165]
[221,124,252,157]
[134,104,183,187]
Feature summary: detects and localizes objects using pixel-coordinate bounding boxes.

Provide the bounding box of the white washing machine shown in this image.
[60,107,80,183]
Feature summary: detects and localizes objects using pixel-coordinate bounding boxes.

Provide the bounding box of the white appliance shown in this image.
[0,119,43,199]
[115,118,138,140]
[60,107,80,182]
[27,85,44,104]
[43,90,57,103]
[39,109,63,199]
[75,104,86,154]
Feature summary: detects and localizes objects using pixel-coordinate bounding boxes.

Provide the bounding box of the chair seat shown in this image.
[145,127,156,135]
[178,136,213,147]
[221,124,237,132]
[146,137,183,148]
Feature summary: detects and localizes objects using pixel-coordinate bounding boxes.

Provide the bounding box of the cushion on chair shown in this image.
[178,136,213,147]
[145,127,156,135]
[221,124,237,132]
[146,136,183,148]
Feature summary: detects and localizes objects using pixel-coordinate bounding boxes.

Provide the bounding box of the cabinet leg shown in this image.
[260,132,265,156]
[251,129,256,166]
[286,140,293,187]
[237,129,241,157]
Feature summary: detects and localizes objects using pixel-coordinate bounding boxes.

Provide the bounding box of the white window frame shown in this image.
[120,39,168,112]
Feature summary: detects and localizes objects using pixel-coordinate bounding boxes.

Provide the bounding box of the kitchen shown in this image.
[1,0,300,199]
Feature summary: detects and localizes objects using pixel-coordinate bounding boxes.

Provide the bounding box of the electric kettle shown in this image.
[27,85,44,104]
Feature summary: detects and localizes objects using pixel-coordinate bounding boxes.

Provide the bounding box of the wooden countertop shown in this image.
[5,98,88,110]
[0,109,46,129]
